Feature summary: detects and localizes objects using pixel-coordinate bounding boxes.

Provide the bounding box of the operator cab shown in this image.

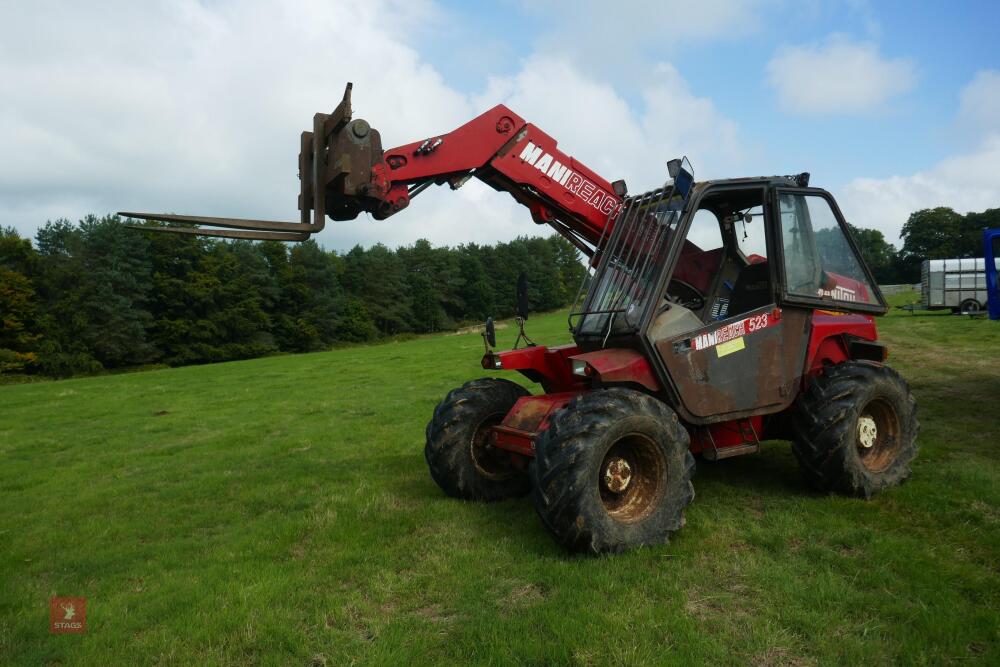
[571,169,886,422]
[571,170,886,348]
[648,178,886,343]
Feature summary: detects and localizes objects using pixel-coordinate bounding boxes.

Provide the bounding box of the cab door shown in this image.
[655,305,812,422]
[652,185,812,423]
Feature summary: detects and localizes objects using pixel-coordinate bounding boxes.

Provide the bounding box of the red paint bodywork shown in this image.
[492,344,584,392]
[486,310,882,459]
[689,416,764,454]
[805,311,878,376]
[492,392,583,456]
[488,347,663,456]
[569,348,661,392]
[379,106,619,251]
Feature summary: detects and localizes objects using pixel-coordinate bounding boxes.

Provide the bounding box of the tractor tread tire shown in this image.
[791,361,918,499]
[425,378,530,502]
[530,388,695,554]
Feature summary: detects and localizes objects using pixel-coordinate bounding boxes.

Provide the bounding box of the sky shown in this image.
[1,0,998,251]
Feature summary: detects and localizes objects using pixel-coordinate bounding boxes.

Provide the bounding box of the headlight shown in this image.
[572,360,591,376]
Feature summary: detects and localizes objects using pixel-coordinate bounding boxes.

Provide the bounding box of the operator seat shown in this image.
[728,261,772,316]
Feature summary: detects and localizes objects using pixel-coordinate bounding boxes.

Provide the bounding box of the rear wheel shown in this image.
[530,388,695,554]
[959,298,980,314]
[792,362,918,498]
[425,378,530,501]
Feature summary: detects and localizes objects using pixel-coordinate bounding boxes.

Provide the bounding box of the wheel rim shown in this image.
[469,412,516,481]
[599,434,666,524]
[856,398,902,473]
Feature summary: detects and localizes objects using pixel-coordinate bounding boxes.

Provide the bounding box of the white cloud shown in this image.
[766,35,916,114]
[959,69,1000,134]
[476,58,749,193]
[522,0,767,79]
[0,0,473,248]
[838,134,1000,243]
[0,0,752,251]
[837,70,1000,244]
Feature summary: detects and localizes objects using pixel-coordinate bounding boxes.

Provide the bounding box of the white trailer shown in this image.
[921,258,996,313]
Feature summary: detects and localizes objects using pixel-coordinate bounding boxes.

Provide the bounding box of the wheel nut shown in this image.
[603,457,632,493]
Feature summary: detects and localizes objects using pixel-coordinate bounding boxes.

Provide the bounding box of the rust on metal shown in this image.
[470,412,521,481]
[657,306,811,423]
[488,392,582,456]
[856,398,902,472]
[598,434,665,524]
[602,456,633,493]
[490,424,536,457]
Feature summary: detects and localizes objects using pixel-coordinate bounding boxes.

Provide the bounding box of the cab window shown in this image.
[778,194,879,305]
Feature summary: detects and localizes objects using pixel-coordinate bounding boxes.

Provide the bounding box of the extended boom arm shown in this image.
[122,83,623,255]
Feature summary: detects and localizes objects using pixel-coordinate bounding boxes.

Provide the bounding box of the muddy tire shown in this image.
[792,361,918,499]
[530,388,695,554]
[425,378,530,501]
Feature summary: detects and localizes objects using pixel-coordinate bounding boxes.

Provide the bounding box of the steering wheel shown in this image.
[663,279,705,311]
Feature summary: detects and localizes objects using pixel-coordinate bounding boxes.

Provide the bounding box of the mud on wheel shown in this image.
[425,378,530,501]
[530,388,695,554]
[792,361,918,499]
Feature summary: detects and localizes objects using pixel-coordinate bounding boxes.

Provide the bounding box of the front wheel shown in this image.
[425,378,530,501]
[791,362,918,498]
[530,388,695,554]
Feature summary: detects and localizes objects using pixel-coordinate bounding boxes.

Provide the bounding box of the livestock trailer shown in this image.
[921,257,998,313]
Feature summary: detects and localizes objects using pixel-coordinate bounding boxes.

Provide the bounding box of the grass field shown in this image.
[2,293,998,665]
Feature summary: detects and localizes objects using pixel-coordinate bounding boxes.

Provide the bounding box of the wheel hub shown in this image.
[858,414,878,449]
[602,456,633,494]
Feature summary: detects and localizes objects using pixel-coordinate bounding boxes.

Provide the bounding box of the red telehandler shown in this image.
[124,84,918,553]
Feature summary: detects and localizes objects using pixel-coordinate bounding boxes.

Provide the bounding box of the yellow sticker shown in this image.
[716,336,745,358]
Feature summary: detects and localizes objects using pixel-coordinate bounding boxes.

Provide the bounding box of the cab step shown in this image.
[702,442,760,461]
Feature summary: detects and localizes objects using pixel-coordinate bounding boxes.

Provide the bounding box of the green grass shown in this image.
[2,295,998,665]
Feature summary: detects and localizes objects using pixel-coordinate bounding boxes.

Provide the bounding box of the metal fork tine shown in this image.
[124,224,310,241]
[117,212,320,233]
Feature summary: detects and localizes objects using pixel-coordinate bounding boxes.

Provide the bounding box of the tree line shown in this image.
[3,205,996,379]
[848,206,1000,285]
[0,216,588,378]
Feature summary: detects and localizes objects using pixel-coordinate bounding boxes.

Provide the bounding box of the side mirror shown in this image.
[516,272,529,321]
[484,317,496,347]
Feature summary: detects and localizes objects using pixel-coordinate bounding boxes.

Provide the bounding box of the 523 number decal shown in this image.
[690,310,779,352]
